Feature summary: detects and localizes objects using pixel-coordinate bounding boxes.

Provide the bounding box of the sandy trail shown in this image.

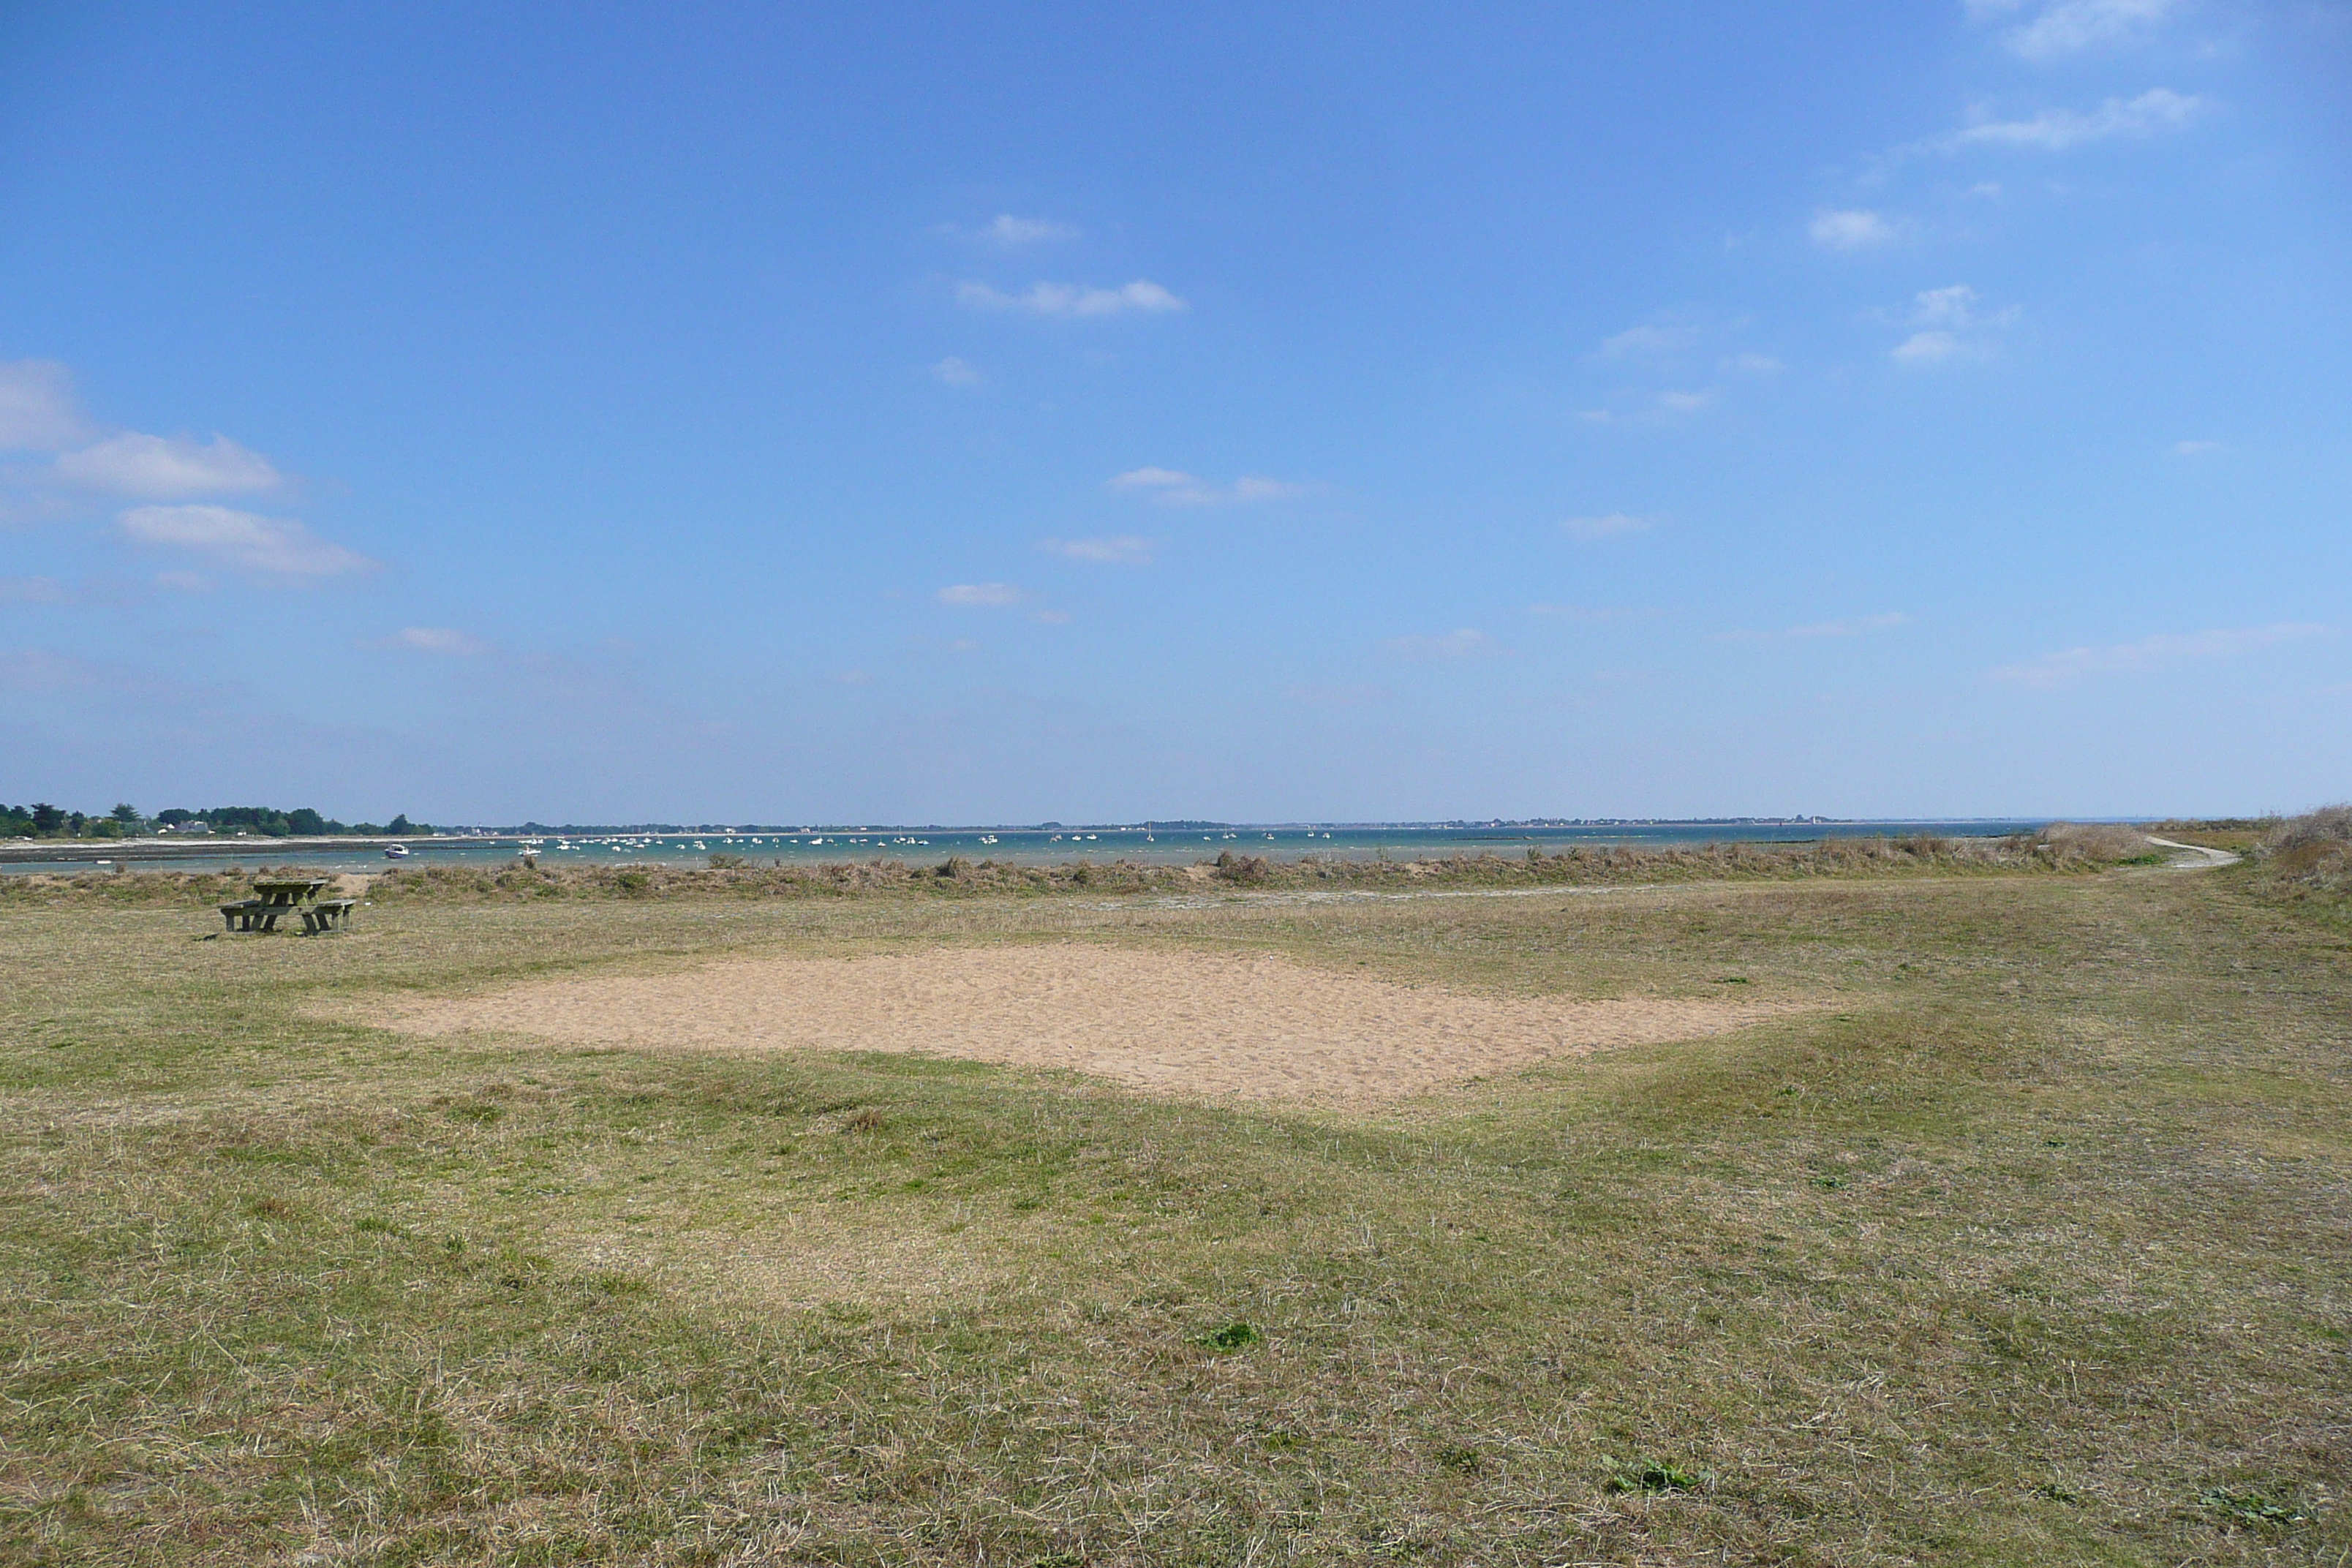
[2144,836,2242,869]
[370,943,1811,1106]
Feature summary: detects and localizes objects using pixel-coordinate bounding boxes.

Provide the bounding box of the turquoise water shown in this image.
[3,820,2048,876]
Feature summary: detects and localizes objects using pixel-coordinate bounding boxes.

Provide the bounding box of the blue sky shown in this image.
[3,1,2346,824]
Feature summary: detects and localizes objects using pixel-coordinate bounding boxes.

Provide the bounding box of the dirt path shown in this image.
[2145,835,2242,869]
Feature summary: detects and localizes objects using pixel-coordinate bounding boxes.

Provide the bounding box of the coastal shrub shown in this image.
[3,824,2182,911]
[2251,805,2352,925]
[2038,822,2155,864]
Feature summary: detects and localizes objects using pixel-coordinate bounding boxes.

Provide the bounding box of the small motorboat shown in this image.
[383,845,411,859]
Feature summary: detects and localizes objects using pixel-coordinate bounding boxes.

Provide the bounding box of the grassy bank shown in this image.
[1,856,2345,1564]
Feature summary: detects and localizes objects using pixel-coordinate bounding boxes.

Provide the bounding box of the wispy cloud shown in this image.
[1718,612,1911,642]
[979,214,1080,246]
[1107,468,1319,506]
[0,361,91,451]
[1723,353,1783,374]
[936,581,1023,607]
[1890,284,2017,364]
[1286,682,1390,706]
[930,356,983,388]
[1578,391,1719,424]
[0,574,66,603]
[1041,535,1155,564]
[1969,0,2185,61]
[1991,622,2326,687]
[1528,603,1664,622]
[2173,438,2220,456]
[1561,512,1658,540]
[1386,627,1500,659]
[1944,88,2206,151]
[957,279,1186,317]
[1810,208,1902,251]
[116,505,376,578]
[1597,319,1704,358]
[382,626,492,656]
[58,433,282,499]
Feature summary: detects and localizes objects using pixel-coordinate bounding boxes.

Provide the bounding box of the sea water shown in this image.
[1,820,2050,876]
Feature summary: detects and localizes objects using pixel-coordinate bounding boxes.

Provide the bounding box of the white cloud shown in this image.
[1030,608,1072,625]
[2173,438,2220,456]
[116,505,377,577]
[957,279,1186,317]
[1107,467,1319,505]
[930,356,984,387]
[1890,285,2016,364]
[1974,0,2183,61]
[1948,88,2205,151]
[1109,466,1198,491]
[387,626,491,656]
[1893,331,1966,364]
[936,582,1023,607]
[59,433,281,498]
[1561,512,1658,540]
[154,570,211,593]
[1810,208,1901,250]
[1042,535,1155,564]
[1387,628,1500,659]
[1725,353,1784,374]
[1656,389,1716,415]
[0,361,91,451]
[981,214,1080,246]
[1991,622,2326,687]
[1912,284,1980,327]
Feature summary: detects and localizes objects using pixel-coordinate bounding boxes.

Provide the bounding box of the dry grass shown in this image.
[0,863,2345,1564]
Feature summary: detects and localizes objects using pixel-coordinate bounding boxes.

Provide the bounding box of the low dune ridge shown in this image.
[369,942,1814,1105]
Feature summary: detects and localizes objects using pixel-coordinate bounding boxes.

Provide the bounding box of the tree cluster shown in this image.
[3,803,430,839]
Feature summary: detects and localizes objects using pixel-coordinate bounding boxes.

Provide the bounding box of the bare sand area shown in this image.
[369,943,1812,1105]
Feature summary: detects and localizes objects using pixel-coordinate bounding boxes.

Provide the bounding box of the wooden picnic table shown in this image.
[219,877,357,935]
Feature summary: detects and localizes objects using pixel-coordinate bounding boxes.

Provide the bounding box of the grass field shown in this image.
[1,852,2346,1564]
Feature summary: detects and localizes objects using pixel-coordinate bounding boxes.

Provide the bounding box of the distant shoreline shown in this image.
[0,834,470,865]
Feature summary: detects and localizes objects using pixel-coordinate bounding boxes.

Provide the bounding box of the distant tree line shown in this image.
[2,803,429,839]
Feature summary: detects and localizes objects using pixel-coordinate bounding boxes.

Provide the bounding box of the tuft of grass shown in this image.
[1193,1321,1261,1350]
[1606,1458,1707,1493]
[2198,1485,2310,1528]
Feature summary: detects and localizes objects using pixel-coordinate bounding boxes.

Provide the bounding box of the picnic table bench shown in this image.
[219,878,356,935]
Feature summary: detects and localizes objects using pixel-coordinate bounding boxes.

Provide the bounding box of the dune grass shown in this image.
[0,858,2345,1564]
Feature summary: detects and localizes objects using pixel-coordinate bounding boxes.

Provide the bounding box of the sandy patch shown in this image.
[370,943,1807,1105]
